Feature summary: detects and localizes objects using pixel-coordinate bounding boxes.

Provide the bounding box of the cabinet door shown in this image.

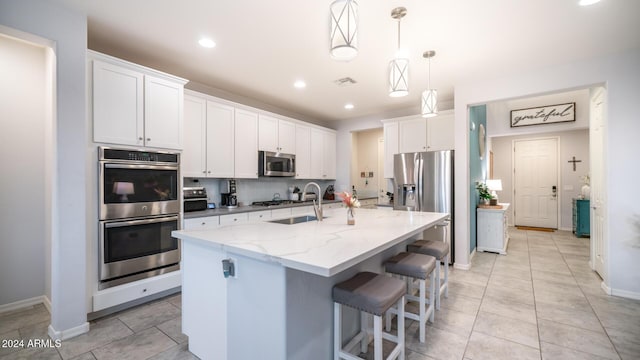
[322,131,337,179]
[258,114,278,152]
[93,60,144,146]
[295,125,311,179]
[144,75,184,150]
[427,113,454,151]
[234,109,258,179]
[183,95,207,177]
[309,128,324,179]
[206,101,235,178]
[383,122,399,178]
[399,117,427,153]
[277,120,296,154]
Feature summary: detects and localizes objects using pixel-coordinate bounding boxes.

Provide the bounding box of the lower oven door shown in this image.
[99,215,181,283]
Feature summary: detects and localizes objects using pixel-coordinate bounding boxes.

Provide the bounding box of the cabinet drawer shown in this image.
[248,210,271,221]
[184,216,219,230]
[219,213,249,225]
[271,208,292,219]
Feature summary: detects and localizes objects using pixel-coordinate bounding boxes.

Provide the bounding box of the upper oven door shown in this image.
[100,163,180,220]
[259,151,295,177]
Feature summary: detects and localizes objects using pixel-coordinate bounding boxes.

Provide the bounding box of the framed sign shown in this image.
[510,102,575,128]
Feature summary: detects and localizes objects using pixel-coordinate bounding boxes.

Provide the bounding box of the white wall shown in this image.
[491,130,590,230]
[351,128,383,199]
[454,48,640,298]
[0,34,47,306]
[486,89,590,137]
[0,0,89,338]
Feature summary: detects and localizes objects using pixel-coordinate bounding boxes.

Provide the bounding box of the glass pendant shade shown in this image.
[330,0,358,61]
[389,58,409,97]
[421,89,438,117]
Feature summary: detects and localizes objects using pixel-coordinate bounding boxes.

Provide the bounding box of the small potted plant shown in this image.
[476,182,492,205]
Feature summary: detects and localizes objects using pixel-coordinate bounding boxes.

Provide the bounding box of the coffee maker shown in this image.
[221,179,238,208]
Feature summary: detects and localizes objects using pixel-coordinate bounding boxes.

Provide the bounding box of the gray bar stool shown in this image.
[384,252,436,343]
[407,240,449,310]
[333,272,406,360]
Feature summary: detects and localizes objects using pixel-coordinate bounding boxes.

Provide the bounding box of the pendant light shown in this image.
[330,0,358,61]
[389,7,408,97]
[421,50,438,118]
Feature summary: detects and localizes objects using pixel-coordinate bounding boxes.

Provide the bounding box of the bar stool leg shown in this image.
[360,311,368,354]
[373,315,383,360]
[444,254,449,299]
[334,302,341,360]
[398,297,405,360]
[419,278,426,343]
[429,270,435,323]
[435,261,441,310]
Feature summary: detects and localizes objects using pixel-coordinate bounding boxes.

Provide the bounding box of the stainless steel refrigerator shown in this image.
[393,150,454,263]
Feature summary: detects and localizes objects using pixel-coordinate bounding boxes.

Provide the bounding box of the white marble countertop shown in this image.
[173,208,449,277]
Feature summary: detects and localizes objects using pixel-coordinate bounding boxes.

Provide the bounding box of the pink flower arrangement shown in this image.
[338,191,361,209]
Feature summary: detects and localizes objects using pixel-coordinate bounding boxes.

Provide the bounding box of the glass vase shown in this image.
[347,207,355,225]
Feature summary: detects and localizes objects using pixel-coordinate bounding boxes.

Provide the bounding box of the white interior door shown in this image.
[590,87,606,278]
[514,138,559,228]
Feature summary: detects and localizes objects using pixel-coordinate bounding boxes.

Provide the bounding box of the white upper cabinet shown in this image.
[144,75,183,150]
[258,115,296,154]
[182,93,259,179]
[399,117,427,153]
[92,60,144,147]
[182,95,207,177]
[206,101,235,178]
[383,121,399,178]
[426,113,455,151]
[91,52,187,150]
[295,124,311,179]
[309,128,337,180]
[234,109,259,179]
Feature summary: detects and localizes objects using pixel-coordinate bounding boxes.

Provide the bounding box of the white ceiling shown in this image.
[55,0,640,123]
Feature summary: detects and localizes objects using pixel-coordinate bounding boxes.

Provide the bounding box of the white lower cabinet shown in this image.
[271,208,292,219]
[359,198,378,209]
[219,213,249,226]
[477,203,510,254]
[184,216,220,230]
[248,210,271,222]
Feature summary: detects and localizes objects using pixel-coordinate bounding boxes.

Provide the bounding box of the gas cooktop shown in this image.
[252,200,295,207]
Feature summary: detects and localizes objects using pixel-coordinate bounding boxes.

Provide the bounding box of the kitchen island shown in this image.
[172,207,449,360]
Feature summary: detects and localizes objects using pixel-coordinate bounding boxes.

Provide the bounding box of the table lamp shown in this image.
[485,179,502,205]
[113,181,134,201]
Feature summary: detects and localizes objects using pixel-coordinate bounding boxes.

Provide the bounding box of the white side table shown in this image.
[477,203,510,254]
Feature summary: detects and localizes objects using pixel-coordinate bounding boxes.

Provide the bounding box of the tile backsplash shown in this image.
[184,177,335,206]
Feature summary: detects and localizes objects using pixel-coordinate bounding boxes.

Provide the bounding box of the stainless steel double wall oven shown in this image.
[98,147,181,289]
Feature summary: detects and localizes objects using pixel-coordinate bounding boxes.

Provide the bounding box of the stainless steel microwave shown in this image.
[258,151,295,177]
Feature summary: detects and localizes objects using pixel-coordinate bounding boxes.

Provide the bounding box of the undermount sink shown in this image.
[268,215,326,225]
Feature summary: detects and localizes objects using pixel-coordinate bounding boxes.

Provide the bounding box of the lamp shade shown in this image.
[330,0,358,61]
[113,181,134,195]
[421,89,438,117]
[486,179,502,191]
[389,58,409,97]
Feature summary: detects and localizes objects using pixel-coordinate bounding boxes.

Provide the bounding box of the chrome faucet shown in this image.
[302,182,323,221]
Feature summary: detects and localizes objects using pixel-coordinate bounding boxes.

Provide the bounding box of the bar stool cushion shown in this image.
[385,252,436,280]
[407,240,449,260]
[333,272,406,316]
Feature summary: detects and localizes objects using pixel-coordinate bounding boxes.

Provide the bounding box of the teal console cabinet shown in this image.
[572,199,590,237]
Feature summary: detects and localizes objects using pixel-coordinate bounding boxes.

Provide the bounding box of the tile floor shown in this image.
[1,228,639,359]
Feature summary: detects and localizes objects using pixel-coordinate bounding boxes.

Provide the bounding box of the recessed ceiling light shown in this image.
[294,80,306,89]
[579,0,601,6]
[198,38,216,48]
[344,103,354,110]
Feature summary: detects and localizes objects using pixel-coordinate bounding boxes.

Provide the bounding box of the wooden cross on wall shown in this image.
[568,156,582,171]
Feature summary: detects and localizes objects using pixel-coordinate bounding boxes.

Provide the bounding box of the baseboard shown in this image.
[48,322,90,341]
[469,248,477,262]
[559,226,572,232]
[600,281,612,295]
[610,287,640,301]
[0,295,47,314]
[454,262,471,270]
[43,296,52,314]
